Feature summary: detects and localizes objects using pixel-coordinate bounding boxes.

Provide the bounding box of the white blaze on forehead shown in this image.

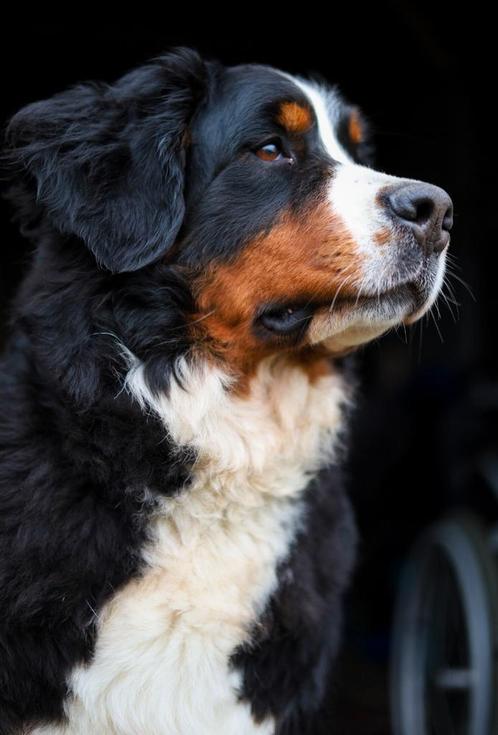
[286,76,353,164]
[288,75,413,295]
[283,73,447,340]
[294,82,402,259]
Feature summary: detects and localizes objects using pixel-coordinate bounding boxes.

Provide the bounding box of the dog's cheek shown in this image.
[190,202,364,379]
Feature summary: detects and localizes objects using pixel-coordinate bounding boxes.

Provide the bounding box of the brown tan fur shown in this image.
[348,108,364,145]
[277,101,313,134]
[191,199,363,386]
[374,228,391,246]
[285,347,339,383]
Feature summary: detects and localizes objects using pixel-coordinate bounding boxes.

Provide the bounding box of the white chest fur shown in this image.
[34,357,347,735]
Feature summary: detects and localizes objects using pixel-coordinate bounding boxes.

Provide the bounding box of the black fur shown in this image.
[0,49,359,734]
[0,245,197,733]
[5,48,207,273]
[232,467,357,735]
[179,65,334,267]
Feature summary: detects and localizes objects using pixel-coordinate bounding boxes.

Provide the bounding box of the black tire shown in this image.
[390,513,498,735]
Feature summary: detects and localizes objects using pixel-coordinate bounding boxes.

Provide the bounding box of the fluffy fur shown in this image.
[0,47,450,734]
[29,358,349,735]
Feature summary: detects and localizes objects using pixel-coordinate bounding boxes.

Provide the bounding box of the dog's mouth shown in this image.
[253,254,445,353]
[306,257,446,351]
[335,252,446,321]
[332,282,418,316]
[254,284,419,345]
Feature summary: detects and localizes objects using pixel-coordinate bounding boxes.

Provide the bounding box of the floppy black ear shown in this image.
[5,48,207,272]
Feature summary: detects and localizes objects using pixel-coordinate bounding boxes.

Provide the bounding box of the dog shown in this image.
[0,47,452,734]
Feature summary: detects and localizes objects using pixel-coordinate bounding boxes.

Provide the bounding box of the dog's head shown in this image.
[5,48,452,383]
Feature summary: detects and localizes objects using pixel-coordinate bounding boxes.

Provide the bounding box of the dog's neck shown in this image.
[125,353,349,508]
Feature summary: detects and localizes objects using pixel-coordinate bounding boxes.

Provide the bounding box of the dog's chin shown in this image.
[308,259,445,354]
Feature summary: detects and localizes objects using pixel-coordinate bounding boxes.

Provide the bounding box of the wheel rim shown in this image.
[391,514,498,735]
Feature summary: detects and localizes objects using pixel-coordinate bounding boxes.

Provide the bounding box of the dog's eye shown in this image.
[256,142,282,161]
[254,139,290,163]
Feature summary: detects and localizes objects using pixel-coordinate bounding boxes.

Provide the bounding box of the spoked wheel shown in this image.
[391,514,498,735]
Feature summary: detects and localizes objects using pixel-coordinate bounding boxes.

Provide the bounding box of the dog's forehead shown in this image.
[198,63,346,142]
[217,64,310,112]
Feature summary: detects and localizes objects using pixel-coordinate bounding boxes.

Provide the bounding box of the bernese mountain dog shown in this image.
[0,48,453,734]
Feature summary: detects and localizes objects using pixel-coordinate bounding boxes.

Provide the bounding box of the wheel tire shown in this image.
[390,513,498,735]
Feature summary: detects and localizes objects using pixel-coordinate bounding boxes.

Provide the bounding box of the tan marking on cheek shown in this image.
[348,109,364,145]
[277,101,313,134]
[191,202,363,385]
[374,228,391,246]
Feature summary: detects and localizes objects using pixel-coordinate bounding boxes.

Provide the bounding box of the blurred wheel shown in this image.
[390,513,498,735]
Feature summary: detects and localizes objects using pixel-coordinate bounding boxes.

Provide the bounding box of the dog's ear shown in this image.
[5,48,207,272]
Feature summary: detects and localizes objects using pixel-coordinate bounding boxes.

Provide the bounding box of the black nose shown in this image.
[385,183,453,255]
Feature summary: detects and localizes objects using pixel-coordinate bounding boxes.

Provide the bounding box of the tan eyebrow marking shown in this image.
[348,108,364,145]
[277,101,313,134]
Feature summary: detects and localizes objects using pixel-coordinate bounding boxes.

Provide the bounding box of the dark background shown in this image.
[0,8,495,733]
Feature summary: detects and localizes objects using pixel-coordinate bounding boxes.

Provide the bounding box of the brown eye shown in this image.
[255,140,284,162]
